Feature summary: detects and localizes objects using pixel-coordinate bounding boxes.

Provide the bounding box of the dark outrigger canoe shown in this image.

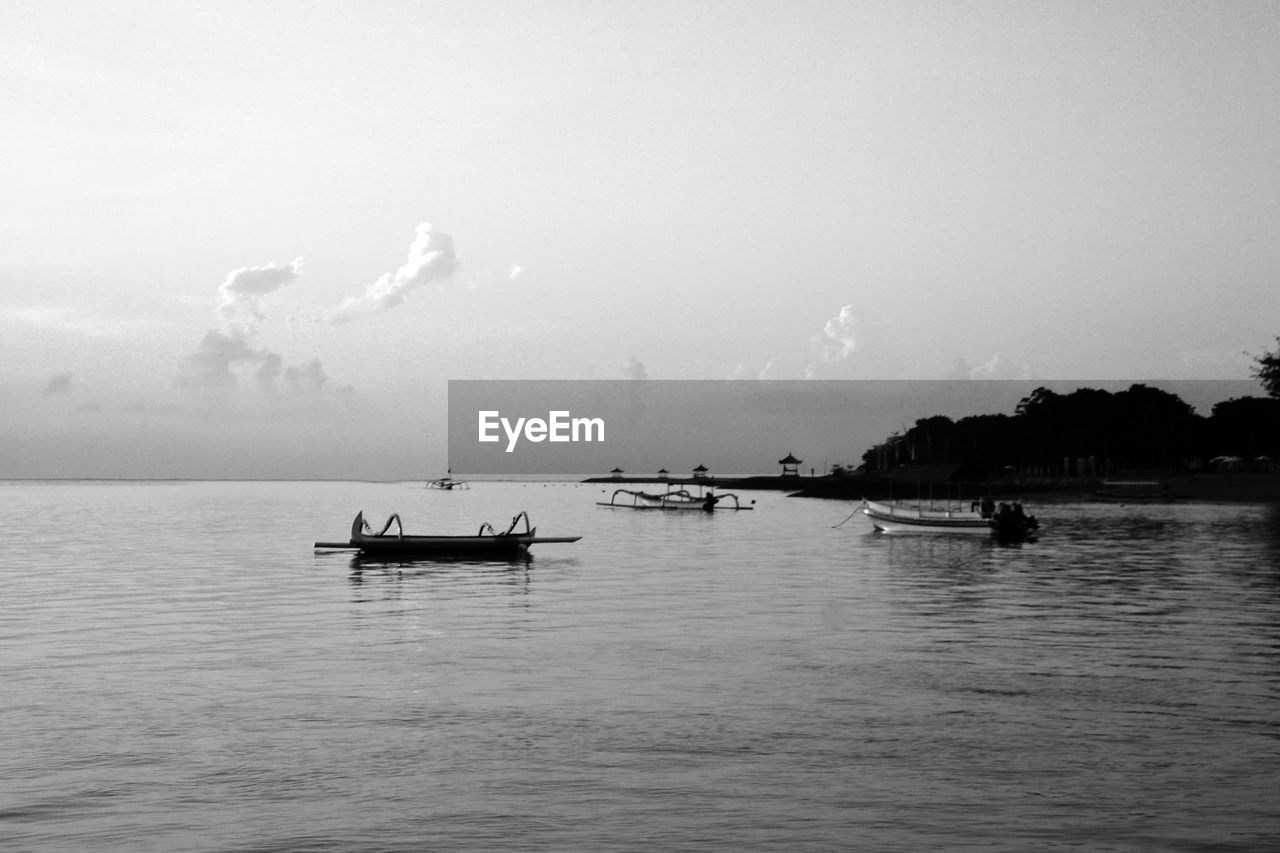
[596,488,754,511]
[314,510,580,557]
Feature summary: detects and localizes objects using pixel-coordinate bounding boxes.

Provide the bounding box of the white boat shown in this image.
[862,498,1038,537]
[1090,479,1173,503]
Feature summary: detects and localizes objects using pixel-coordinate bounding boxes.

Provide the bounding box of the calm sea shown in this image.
[2,480,1278,851]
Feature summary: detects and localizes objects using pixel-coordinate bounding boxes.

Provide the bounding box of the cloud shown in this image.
[803,304,861,377]
[177,258,343,396]
[177,327,348,396]
[177,328,272,389]
[314,222,459,324]
[45,372,73,394]
[964,353,1033,380]
[283,359,330,393]
[622,356,648,380]
[218,258,302,328]
[256,351,284,391]
[819,304,857,360]
[732,303,866,380]
[177,222,457,396]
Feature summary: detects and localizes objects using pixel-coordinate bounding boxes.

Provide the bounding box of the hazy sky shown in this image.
[3,1,1278,478]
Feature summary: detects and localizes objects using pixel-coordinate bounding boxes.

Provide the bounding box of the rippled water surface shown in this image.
[3,481,1279,851]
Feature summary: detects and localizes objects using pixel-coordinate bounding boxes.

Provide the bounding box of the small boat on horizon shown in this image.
[861,498,1038,538]
[426,470,469,490]
[1089,479,1175,503]
[314,510,580,557]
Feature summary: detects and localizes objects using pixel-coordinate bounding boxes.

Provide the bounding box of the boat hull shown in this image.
[596,501,722,511]
[350,534,535,555]
[315,534,582,556]
[314,511,580,556]
[862,500,992,533]
[861,499,1038,538]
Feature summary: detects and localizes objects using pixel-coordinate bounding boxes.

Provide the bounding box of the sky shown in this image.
[2,0,1278,478]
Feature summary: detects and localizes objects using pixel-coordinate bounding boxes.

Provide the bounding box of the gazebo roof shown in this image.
[778,453,802,465]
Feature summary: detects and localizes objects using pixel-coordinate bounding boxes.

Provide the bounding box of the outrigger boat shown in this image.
[861,498,1038,538]
[314,511,580,556]
[597,488,754,511]
[425,470,469,490]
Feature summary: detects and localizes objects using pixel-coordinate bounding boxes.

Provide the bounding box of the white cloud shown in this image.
[314,222,459,324]
[732,300,880,376]
[819,304,857,360]
[217,258,303,329]
[176,221,459,398]
[730,303,865,380]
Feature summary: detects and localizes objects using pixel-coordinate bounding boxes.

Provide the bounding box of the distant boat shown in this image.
[314,511,580,557]
[861,498,1038,538]
[1090,479,1174,503]
[597,487,753,511]
[426,471,468,490]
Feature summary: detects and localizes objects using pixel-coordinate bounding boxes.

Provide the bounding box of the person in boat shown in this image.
[703,491,720,511]
[992,501,1038,535]
[980,495,995,519]
[1012,502,1038,530]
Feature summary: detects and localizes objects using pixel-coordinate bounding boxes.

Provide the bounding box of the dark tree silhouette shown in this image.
[1209,397,1280,458]
[858,383,1266,478]
[1252,337,1280,398]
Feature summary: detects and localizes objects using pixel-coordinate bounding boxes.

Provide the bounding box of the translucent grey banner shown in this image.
[447,379,1260,478]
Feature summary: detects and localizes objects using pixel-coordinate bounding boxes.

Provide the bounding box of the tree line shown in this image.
[859,382,1280,478]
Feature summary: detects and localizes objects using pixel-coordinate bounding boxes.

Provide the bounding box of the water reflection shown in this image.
[346,554,537,603]
[852,503,1280,634]
[348,552,533,572]
[866,529,1001,571]
[1257,505,1280,584]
